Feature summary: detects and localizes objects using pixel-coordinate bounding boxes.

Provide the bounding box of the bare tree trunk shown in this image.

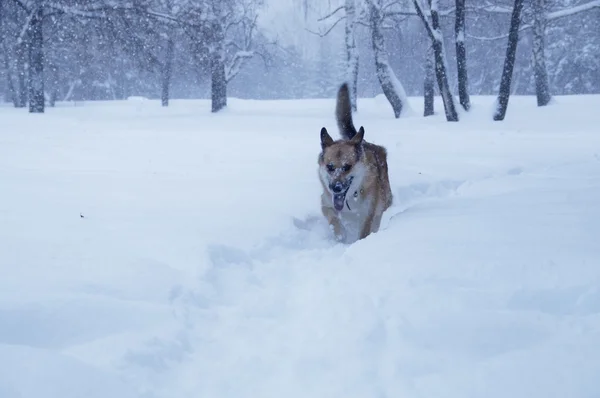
[211,55,227,112]
[414,0,458,121]
[161,38,174,107]
[0,0,9,104]
[161,0,175,107]
[532,0,551,106]
[455,0,470,110]
[48,63,58,107]
[207,2,227,113]
[15,41,27,108]
[73,31,93,101]
[368,0,406,118]
[0,5,17,105]
[210,18,227,113]
[28,5,44,113]
[493,0,525,121]
[1,40,17,105]
[345,0,359,111]
[424,42,435,116]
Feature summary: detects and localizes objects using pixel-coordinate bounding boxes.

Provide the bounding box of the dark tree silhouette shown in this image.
[532,0,551,106]
[493,0,525,121]
[423,43,435,117]
[455,0,470,111]
[367,0,407,118]
[413,0,458,122]
[28,5,45,113]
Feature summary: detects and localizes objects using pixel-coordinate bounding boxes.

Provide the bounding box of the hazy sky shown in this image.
[259,0,342,55]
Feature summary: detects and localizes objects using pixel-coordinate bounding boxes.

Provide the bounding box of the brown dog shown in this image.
[318,83,393,243]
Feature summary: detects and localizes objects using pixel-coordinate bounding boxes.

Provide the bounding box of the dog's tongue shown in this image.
[333,194,345,211]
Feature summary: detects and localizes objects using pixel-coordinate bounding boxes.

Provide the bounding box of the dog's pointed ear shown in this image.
[350,126,365,145]
[320,127,334,149]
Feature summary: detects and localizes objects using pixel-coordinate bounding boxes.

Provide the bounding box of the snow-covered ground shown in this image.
[1,94,600,398]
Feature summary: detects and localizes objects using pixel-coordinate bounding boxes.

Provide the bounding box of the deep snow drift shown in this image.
[1,94,600,398]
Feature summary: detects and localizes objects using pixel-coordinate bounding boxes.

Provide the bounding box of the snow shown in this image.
[547,0,600,21]
[384,60,412,116]
[1,94,600,398]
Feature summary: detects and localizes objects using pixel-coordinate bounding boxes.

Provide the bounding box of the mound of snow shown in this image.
[127,96,149,101]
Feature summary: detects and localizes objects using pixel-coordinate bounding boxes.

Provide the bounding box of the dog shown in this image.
[318,83,393,243]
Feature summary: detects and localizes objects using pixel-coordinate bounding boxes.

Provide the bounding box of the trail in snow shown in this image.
[128,158,600,398]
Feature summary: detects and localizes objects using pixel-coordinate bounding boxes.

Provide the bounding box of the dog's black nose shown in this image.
[331,181,344,193]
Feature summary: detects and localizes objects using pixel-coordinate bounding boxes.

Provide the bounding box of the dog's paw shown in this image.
[329,225,346,243]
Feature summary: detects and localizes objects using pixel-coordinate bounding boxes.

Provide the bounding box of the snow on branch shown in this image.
[474,0,599,21]
[411,0,436,42]
[30,0,196,28]
[468,0,600,41]
[381,2,454,20]
[478,5,512,13]
[466,32,511,41]
[44,2,113,19]
[225,50,254,82]
[16,8,35,44]
[309,0,453,36]
[222,0,260,83]
[547,0,600,21]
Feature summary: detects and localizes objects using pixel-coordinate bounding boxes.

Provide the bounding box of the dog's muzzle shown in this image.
[330,177,353,211]
[330,181,345,194]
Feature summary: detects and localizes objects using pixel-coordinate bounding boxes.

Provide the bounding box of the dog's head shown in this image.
[318,126,365,211]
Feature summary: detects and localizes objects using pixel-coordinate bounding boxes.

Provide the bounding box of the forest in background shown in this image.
[0,0,598,114]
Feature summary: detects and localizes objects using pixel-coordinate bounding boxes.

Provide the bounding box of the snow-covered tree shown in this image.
[530,0,600,105]
[546,4,600,95]
[28,4,44,113]
[531,0,551,106]
[365,0,409,118]
[493,0,525,121]
[3,0,46,112]
[0,0,597,113]
[0,0,26,106]
[454,0,470,110]
[423,42,435,116]
[344,0,359,111]
[413,0,458,121]
[180,0,263,112]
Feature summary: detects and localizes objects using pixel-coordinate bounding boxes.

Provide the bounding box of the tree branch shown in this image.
[317,5,345,22]
[225,50,254,82]
[305,15,346,37]
[547,0,600,21]
[412,0,435,42]
[16,8,35,44]
[467,0,599,41]
[8,0,31,13]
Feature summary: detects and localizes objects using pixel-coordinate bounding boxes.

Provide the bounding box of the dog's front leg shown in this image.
[371,214,383,234]
[359,214,374,240]
[359,199,378,240]
[321,206,346,242]
[371,205,385,234]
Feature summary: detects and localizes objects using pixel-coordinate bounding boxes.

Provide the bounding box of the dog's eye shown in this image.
[327,164,335,172]
[342,164,352,172]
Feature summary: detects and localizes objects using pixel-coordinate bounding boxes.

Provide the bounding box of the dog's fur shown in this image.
[318,83,393,243]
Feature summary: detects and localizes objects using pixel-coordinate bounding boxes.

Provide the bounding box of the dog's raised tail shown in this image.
[335,82,357,140]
